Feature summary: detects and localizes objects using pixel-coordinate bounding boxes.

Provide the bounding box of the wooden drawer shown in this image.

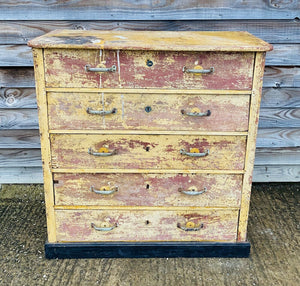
[44,49,254,90]
[50,134,246,170]
[48,92,250,132]
[55,209,239,242]
[54,173,243,207]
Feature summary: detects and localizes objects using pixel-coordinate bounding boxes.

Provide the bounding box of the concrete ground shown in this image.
[0,183,299,286]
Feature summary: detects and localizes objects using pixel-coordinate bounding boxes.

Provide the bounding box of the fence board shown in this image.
[256,128,300,148]
[261,88,300,108]
[0,88,36,108]
[0,167,43,184]
[0,1,299,20]
[0,109,38,129]
[0,20,299,44]
[258,108,300,128]
[0,130,40,148]
[255,147,300,165]
[0,148,41,167]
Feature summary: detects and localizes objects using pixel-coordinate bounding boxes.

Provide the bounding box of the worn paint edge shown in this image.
[54,206,239,211]
[238,52,266,241]
[49,130,248,136]
[32,48,56,242]
[51,169,246,174]
[45,88,251,95]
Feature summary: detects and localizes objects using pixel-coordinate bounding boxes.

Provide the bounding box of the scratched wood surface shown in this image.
[55,209,239,242]
[50,134,246,170]
[28,30,272,51]
[47,92,250,132]
[44,49,255,90]
[53,173,242,207]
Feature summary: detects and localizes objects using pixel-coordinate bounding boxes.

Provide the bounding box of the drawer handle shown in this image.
[181,109,211,117]
[180,149,209,157]
[90,185,118,195]
[177,222,204,232]
[86,107,117,115]
[91,222,117,232]
[182,66,214,74]
[85,65,117,72]
[88,147,117,157]
[178,187,207,196]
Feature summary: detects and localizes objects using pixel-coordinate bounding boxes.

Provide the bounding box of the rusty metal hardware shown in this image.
[88,147,117,157]
[91,222,117,231]
[177,222,204,231]
[178,187,207,196]
[90,186,119,195]
[86,107,117,115]
[182,66,214,74]
[180,149,209,157]
[181,109,211,117]
[85,65,117,72]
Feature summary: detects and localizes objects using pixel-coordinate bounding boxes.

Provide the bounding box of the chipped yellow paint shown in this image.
[50,134,247,171]
[55,208,239,242]
[238,52,266,242]
[32,48,56,243]
[30,31,270,247]
[53,173,243,207]
[47,92,250,132]
[28,30,273,52]
[45,87,250,95]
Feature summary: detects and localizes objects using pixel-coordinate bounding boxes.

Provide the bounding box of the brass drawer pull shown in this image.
[180,149,209,157]
[177,222,204,232]
[181,109,211,117]
[86,107,117,115]
[85,65,117,72]
[183,66,214,74]
[91,222,117,232]
[178,187,207,196]
[88,147,117,157]
[90,186,118,195]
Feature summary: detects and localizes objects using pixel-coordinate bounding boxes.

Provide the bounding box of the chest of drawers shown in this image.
[28,30,272,258]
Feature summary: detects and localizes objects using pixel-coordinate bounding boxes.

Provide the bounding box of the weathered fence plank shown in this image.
[0,130,40,148]
[261,88,300,108]
[0,149,41,167]
[255,147,300,165]
[252,165,300,182]
[0,88,36,108]
[0,1,299,20]
[0,20,299,44]
[0,109,38,129]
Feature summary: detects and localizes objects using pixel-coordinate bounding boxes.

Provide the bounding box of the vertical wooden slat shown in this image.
[238,52,266,242]
[32,48,56,242]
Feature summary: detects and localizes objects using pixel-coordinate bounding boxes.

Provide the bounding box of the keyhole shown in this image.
[146,59,153,67]
[145,106,152,113]
[146,184,150,189]
[145,146,150,152]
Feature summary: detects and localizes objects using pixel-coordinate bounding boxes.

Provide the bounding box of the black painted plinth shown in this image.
[45,241,250,259]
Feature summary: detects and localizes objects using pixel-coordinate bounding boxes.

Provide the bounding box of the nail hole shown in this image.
[145,220,150,225]
[53,180,59,184]
[145,146,150,151]
[146,184,150,189]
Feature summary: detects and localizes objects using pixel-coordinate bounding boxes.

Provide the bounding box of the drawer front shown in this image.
[55,209,238,242]
[44,49,254,90]
[50,134,246,170]
[54,173,243,207]
[48,92,250,132]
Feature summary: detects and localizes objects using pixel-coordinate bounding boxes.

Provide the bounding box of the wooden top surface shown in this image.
[28,30,272,51]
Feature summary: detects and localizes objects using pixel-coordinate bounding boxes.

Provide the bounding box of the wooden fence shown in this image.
[0,1,299,183]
